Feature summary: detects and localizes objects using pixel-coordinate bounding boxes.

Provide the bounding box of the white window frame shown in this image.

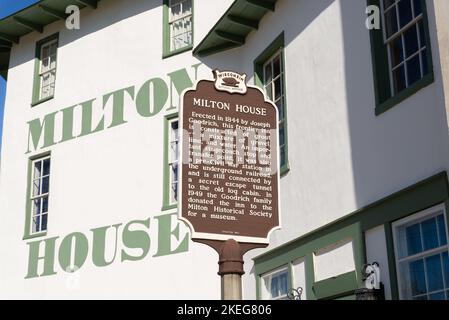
[168,118,179,205]
[168,0,193,52]
[29,155,51,236]
[380,0,427,96]
[262,49,286,165]
[38,39,58,101]
[392,203,449,300]
[261,266,290,300]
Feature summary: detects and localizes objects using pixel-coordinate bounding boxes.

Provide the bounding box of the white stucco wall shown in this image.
[0,0,234,299]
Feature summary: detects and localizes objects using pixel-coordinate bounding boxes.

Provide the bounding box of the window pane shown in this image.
[426,254,444,292]
[409,259,427,296]
[404,26,419,58]
[437,215,447,246]
[280,146,286,168]
[279,272,288,296]
[393,65,406,93]
[41,57,50,73]
[398,0,413,28]
[43,158,51,176]
[184,0,192,15]
[383,0,395,9]
[390,36,404,67]
[50,42,57,55]
[270,272,288,298]
[406,223,422,256]
[170,14,192,51]
[33,179,41,197]
[34,161,42,179]
[264,63,272,84]
[171,182,178,202]
[265,83,273,100]
[384,7,398,38]
[171,163,178,183]
[42,45,49,58]
[413,295,427,300]
[421,217,439,251]
[41,214,48,231]
[429,291,445,300]
[279,125,285,148]
[418,20,426,48]
[406,54,421,85]
[32,216,40,233]
[273,55,281,77]
[171,121,179,139]
[274,78,282,101]
[413,0,423,16]
[42,196,49,213]
[33,199,41,215]
[170,141,178,161]
[49,54,57,70]
[42,176,50,194]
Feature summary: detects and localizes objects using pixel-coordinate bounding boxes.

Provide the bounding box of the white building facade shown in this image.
[0,0,449,300]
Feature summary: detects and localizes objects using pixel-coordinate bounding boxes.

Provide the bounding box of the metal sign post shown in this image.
[178,70,281,300]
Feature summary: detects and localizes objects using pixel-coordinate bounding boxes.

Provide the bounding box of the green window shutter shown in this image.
[368,0,391,107]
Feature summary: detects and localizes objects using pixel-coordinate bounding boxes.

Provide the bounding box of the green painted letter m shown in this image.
[26,111,58,154]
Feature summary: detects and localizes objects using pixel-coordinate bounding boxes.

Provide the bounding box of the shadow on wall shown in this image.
[9,0,160,70]
[192,0,336,277]
[339,0,449,208]
[198,0,335,77]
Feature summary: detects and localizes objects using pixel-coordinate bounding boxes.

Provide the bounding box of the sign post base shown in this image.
[194,238,267,300]
[218,239,244,300]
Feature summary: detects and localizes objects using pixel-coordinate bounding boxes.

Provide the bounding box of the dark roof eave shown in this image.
[193,0,277,58]
[0,0,103,80]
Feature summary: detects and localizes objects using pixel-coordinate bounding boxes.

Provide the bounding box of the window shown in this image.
[163,115,179,210]
[163,0,193,57]
[32,33,59,105]
[261,267,289,300]
[254,32,289,175]
[27,155,51,237]
[368,0,433,115]
[393,205,449,300]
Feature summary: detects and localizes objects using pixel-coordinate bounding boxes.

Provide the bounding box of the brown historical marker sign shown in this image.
[178,70,281,244]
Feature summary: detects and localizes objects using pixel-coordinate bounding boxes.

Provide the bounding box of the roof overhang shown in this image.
[0,0,102,79]
[193,0,278,58]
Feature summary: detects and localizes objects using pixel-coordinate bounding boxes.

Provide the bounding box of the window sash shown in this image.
[261,266,289,300]
[393,204,449,300]
[29,157,50,235]
[380,0,427,95]
[262,50,286,168]
[169,0,192,22]
[38,39,57,100]
[168,119,179,204]
[263,50,285,120]
[168,0,192,52]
